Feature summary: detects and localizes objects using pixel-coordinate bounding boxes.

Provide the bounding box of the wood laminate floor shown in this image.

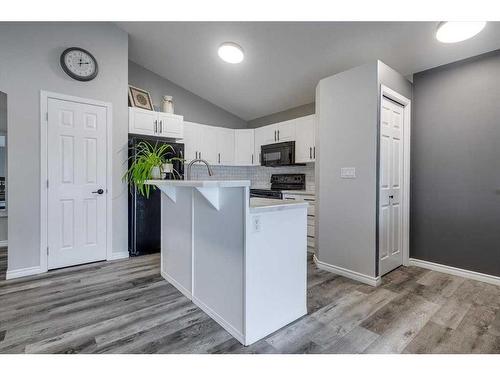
[0,247,6,280]
[1,252,500,354]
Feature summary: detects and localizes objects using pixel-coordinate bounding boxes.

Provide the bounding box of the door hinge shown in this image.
[46,112,49,121]
[46,246,49,255]
[47,179,49,189]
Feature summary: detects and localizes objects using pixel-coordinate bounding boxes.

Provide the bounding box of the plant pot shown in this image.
[150,166,162,179]
[162,163,173,174]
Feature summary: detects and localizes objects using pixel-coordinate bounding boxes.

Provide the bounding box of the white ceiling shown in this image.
[117,22,500,121]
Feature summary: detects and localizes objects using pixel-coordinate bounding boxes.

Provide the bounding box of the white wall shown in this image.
[0,22,129,271]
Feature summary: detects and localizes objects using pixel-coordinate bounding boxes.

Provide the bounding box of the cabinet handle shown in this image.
[199,151,201,158]
[159,120,162,134]
[277,130,280,141]
[218,153,221,164]
[310,147,312,159]
[251,154,254,164]
[274,130,276,142]
[313,146,316,159]
[154,120,158,133]
[195,151,198,159]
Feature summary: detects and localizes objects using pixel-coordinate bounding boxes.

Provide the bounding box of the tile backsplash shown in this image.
[189,163,315,191]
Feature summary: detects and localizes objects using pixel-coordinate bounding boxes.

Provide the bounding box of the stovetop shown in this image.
[250,173,306,199]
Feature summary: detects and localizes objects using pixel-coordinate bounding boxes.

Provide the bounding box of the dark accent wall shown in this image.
[129,61,247,129]
[411,50,500,276]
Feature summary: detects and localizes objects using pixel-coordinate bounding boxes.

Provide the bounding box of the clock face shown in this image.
[60,48,98,81]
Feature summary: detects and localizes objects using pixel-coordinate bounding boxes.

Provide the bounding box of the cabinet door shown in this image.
[158,112,183,139]
[129,107,157,136]
[277,120,296,142]
[183,121,199,163]
[198,125,217,164]
[216,128,235,165]
[295,115,316,163]
[254,124,276,164]
[234,129,255,165]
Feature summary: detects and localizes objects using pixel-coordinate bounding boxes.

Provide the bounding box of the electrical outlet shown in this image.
[252,216,262,232]
[341,167,356,179]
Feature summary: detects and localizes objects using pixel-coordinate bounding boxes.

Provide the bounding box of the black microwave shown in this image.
[260,141,296,167]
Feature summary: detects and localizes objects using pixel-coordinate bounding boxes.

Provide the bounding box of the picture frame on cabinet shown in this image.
[128,85,154,111]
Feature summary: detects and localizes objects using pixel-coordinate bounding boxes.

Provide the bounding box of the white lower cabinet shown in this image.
[234,129,255,166]
[129,107,184,139]
[282,192,316,253]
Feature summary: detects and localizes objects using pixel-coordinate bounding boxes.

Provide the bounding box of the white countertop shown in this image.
[249,197,309,213]
[145,179,251,188]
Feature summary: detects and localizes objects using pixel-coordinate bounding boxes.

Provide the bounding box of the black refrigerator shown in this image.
[128,135,184,256]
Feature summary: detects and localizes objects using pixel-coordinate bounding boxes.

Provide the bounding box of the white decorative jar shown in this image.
[162,95,174,114]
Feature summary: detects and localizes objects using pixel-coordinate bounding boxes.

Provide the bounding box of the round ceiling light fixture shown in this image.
[218,42,244,64]
[436,21,486,43]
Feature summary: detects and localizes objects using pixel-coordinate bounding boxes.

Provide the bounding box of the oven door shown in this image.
[261,141,295,166]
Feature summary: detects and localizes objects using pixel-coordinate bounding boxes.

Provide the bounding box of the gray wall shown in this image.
[316,62,379,277]
[315,61,412,278]
[247,103,315,128]
[411,50,500,277]
[0,22,129,271]
[129,61,246,129]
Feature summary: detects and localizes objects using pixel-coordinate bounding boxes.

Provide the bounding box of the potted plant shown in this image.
[123,141,183,198]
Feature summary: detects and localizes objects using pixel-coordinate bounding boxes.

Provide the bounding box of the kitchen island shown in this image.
[145,180,308,346]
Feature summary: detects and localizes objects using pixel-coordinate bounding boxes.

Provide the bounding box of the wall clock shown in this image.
[60,47,98,82]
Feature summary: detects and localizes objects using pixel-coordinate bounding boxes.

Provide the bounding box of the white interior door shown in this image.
[379,96,404,276]
[47,98,108,269]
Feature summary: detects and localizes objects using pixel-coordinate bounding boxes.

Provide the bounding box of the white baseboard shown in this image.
[313,255,381,287]
[192,295,245,345]
[108,251,129,261]
[0,240,8,247]
[161,270,192,300]
[6,266,42,280]
[409,258,500,287]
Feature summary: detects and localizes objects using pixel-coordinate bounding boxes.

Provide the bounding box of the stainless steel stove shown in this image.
[250,174,306,199]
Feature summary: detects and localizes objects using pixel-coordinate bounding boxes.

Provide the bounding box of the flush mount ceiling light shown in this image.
[218,42,244,64]
[436,21,486,43]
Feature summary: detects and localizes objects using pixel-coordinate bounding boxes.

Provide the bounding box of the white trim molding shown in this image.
[409,258,500,287]
[6,266,42,280]
[379,85,412,270]
[108,251,130,261]
[40,90,113,273]
[314,255,381,287]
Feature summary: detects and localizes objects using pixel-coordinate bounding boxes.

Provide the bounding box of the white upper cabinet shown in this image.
[198,125,218,164]
[183,114,315,167]
[234,129,255,166]
[216,128,235,165]
[183,121,199,163]
[295,115,316,163]
[276,120,296,142]
[158,112,183,138]
[128,107,158,136]
[129,107,184,139]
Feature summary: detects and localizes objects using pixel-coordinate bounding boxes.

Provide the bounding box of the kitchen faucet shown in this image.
[186,158,214,180]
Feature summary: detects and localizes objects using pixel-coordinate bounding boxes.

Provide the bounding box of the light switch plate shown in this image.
[341,167,356,179]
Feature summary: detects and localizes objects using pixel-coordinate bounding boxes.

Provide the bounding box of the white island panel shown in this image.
[192,187,246,342]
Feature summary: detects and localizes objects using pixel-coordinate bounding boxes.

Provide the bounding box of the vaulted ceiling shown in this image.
[117,22,500,120]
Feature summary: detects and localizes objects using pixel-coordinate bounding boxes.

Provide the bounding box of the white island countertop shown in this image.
[145,179,250,188]
[249,197,308,213]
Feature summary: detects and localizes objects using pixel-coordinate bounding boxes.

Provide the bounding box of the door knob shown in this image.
[389,195,394,199]
[92,189,104,195]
